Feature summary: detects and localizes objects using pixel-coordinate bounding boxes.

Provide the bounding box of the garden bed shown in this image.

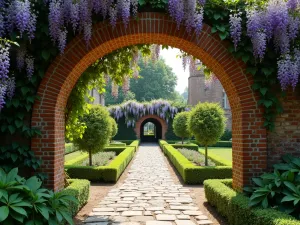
[204,179,300,225]
[177,148,215,166]
[65,141,139,182]
[159,140,232,184]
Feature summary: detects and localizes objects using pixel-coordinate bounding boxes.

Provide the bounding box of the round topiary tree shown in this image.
[173,111,191,144]
[74,105,112,166]
[188,102,226,166]
[109,117,118,142]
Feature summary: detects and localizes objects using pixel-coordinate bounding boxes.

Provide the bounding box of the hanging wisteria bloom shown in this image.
[111,81,119,98]
[0,42,10,80]
[0,84,6,111]
[229,12,242,50]
[5,76,15,100]
[122,76,130,94]
[16,46,26,71]
[25,55,34,79]
[189,56,196,75]
[109,99,188,128]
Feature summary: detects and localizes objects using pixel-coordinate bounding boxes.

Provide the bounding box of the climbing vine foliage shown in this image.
[0,0,300,171]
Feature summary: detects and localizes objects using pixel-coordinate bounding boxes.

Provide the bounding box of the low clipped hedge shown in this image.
[159,141,232,184]
[112,140,136,145]
[65,143,77,155]
[61,179,90,217]
[192,140,232,148]
[171,143,199,151]
[198,149,232,166]
[65,145,137,182]
[128,140,140,151]
[204,179,300,225]
[109,143,127,147]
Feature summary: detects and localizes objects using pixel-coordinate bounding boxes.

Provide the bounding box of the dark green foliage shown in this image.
[61,179,90,217]
[109,117,118,140]
[113,118,137,140]
[172,112,191,143]
[220,129,232,141]
[171,144,199,151]
[159,141,232,184]
[245,155,300,219]
[204,179,300,225]
[73,105,112,166]
[105,58,179,105]
[188,102,226,166]
[65,144,138,182]
[0,168,77,225]
[188,103,226,146]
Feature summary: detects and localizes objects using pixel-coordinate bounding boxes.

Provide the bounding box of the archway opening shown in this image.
[32,13,267,191]
[141,119,162,143]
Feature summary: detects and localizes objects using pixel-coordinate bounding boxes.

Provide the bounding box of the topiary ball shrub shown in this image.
[173,111,191,144]
[188,102,226,166]
[109,117,118,141]
[74,105,112,166]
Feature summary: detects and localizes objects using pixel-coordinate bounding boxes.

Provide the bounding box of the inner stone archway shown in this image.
[31,12,267,191]
[135,115,167,142]
[140,119,162,142]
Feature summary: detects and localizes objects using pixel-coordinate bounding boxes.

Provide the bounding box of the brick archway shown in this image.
[31,12,267,191]
[135,115,168,140]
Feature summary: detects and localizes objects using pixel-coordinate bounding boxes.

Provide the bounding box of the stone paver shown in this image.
[84,144,213,225]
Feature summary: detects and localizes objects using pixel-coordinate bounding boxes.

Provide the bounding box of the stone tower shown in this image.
[188,66,232,130]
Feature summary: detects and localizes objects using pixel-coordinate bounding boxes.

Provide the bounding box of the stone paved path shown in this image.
[84,144,213,225]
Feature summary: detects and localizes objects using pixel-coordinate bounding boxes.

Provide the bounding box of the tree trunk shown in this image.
[205,145,208,166]
[182,137,184,145]
[89,149,92,166]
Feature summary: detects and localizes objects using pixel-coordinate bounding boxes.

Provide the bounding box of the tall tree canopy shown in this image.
[105,58,182,105]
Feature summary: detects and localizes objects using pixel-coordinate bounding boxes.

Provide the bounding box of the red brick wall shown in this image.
[267,88,300,167]
[31,12,267,191]
[135,115,168,139]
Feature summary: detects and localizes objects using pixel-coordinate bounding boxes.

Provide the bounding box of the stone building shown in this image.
[188,67,232,131]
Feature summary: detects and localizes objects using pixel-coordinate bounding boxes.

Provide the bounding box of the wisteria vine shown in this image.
[108,99,189,127]
[0,0,299,124]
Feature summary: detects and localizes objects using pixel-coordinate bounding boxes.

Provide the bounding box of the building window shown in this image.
[222,89,229,109]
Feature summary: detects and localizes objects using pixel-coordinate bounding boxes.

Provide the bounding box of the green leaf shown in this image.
[284,181,298,193]
[10,206,27,217]
[21,87,30,95]
[211,27,217,33]
[246,67,257,75]
[36,205,49,220]
[281,195,296,202]
[219,32,227,40]
[262,197,268,208]
[8,125,16,134]
[25,177,42,192]
[12,99,20,108]
[15,120,23,128]
[42,51,50,61]
[0,206,9,222]
[242,54,250,63]
[214,13,221,20]
[263,100,273,108]
[252,178,264,187]
[260,88,268,96]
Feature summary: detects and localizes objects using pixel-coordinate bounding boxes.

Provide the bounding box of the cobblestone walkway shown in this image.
[84,144,213,225]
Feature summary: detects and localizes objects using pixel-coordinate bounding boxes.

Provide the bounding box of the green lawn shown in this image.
[198,147,232,162]
[64,151,85,162]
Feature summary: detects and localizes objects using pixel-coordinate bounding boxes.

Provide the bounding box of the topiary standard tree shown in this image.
[109,117,118,142]
[173,111,191,144]
[74,105,112,166]
[188,102,226,166]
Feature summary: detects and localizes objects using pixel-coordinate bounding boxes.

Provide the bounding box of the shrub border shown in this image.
[65,141,139,182]
[204,179,300,225]
[60,179,90,217]
[171,143,199,151]
[159,140,232,184]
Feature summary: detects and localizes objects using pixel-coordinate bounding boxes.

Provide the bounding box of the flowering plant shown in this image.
[108,99,189,127]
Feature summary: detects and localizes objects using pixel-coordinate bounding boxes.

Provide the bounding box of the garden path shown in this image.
[84,144,214,225]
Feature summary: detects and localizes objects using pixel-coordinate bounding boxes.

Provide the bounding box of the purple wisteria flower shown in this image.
[5,76,15,100]
[0,43,10,80]
[229,12,242,50]
[0,84,7,111]
[25,55,34,79]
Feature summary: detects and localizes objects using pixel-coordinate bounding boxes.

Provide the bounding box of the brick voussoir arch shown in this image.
[32,12,267,191]
[135,115,168,140]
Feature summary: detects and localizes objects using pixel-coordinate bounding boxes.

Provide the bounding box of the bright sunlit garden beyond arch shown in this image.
[0,0,300,224]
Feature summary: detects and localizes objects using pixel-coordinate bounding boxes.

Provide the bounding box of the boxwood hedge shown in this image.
[65,141,139,182]
[61,179,90,217]
[159,141,232,184]
[204,179,300,225]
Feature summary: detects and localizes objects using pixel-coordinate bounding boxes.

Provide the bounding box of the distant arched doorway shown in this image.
[140,119,162,142]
